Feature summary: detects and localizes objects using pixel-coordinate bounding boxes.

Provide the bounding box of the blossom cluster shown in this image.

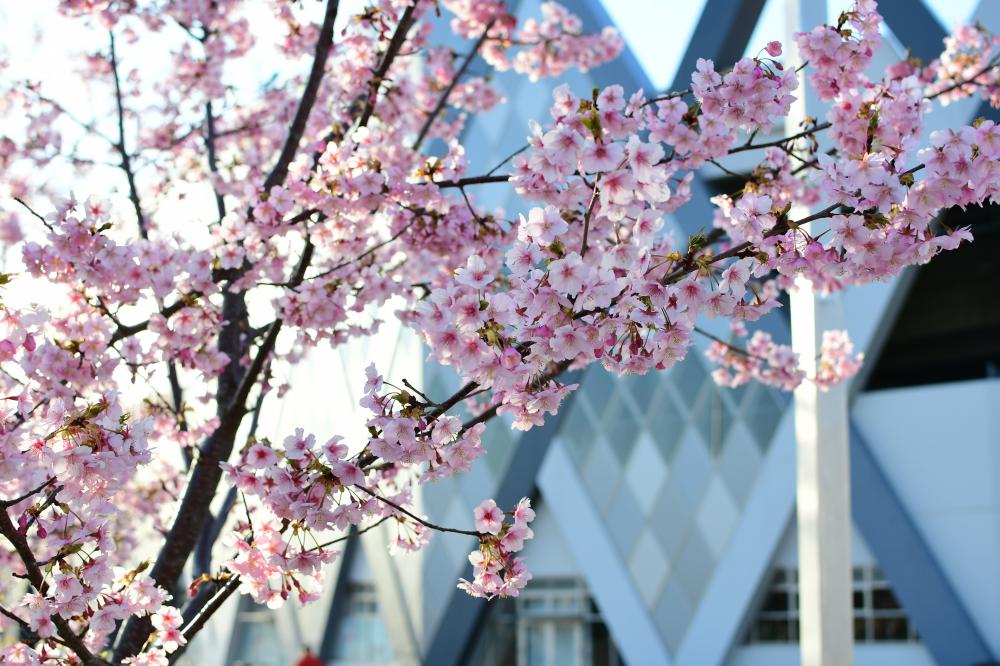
[445,1,624,81]
[930,23,1000,107]
[219,362,497,606]
[707,326,862,392]
[458,497,535,598]
[0,391,173,661]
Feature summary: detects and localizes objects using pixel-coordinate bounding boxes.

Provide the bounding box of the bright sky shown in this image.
[600,0,982,90]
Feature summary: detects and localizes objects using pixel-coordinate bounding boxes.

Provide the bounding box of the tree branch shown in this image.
[357,3,418,130]
[0,509,108,665]
[355,485,484,538]
[111,1,338,649]
[435,173,512,189]
[108,31,148,240]
[1,477,56,508]
[261,0,340,193]
[725,122,831,155]
[107,294,201,345]
[412,19,495,150]
[204,100,227,224]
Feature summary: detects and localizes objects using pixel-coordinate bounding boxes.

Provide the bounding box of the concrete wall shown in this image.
[854,379,1000,658]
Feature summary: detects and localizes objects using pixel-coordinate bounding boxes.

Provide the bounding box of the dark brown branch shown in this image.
[204,100,227,224]
[357,3,419,130]
[1,477,55,508]
[108,31,148,240]
[262,0,340,193]
[355,485,484,538]
[436,173,512,189]
[412,20,495,150]
[580,177,600,257]
[0,603,36,641]
[726,122,832,155]
[170,575,241,663]
[108,294,200,345]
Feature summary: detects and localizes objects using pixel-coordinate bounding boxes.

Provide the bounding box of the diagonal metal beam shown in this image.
[850,424,994,664]
[317,532,359,659]
[876,0,947,63]
[668,0,767,236]
[539,433,672,665]
[670,0,768,93]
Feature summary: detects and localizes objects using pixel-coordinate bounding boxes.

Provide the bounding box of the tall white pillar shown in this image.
[785,1,854,664]
[791,283,853,666]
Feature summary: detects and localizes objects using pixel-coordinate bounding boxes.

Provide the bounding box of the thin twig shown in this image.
[13,197,54,231]
[726,122,832,155]
[1,477,56,508]
[486,144,529,177]
[413,19,495,150]
[298,219,414,284]
[927,54,1000,101]
[108,31,148,239]
[308,515,392,551]
[355,485,484,538]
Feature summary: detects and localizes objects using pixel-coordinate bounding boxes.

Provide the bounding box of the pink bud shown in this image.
[766,40,782,57]
[22,334,36,352]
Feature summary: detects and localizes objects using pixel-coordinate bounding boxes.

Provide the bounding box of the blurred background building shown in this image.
[185,0,1000,664]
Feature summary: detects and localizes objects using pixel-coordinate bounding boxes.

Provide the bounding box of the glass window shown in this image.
[464,579,626,666]
[744,566,919,644]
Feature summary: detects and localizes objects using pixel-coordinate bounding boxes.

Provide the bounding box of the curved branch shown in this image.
[355,485,484,538]
[108,294,201,345]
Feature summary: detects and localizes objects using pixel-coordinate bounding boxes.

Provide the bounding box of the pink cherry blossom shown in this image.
[474,499,504,535]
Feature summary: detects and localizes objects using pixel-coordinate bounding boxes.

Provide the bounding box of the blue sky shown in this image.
[599,0,982,89]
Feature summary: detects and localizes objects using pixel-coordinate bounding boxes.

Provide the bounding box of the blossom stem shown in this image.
[355,485,485,538]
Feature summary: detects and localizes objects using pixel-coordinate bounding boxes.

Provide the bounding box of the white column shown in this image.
[785,1,853,665]
[791,283,853,666]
